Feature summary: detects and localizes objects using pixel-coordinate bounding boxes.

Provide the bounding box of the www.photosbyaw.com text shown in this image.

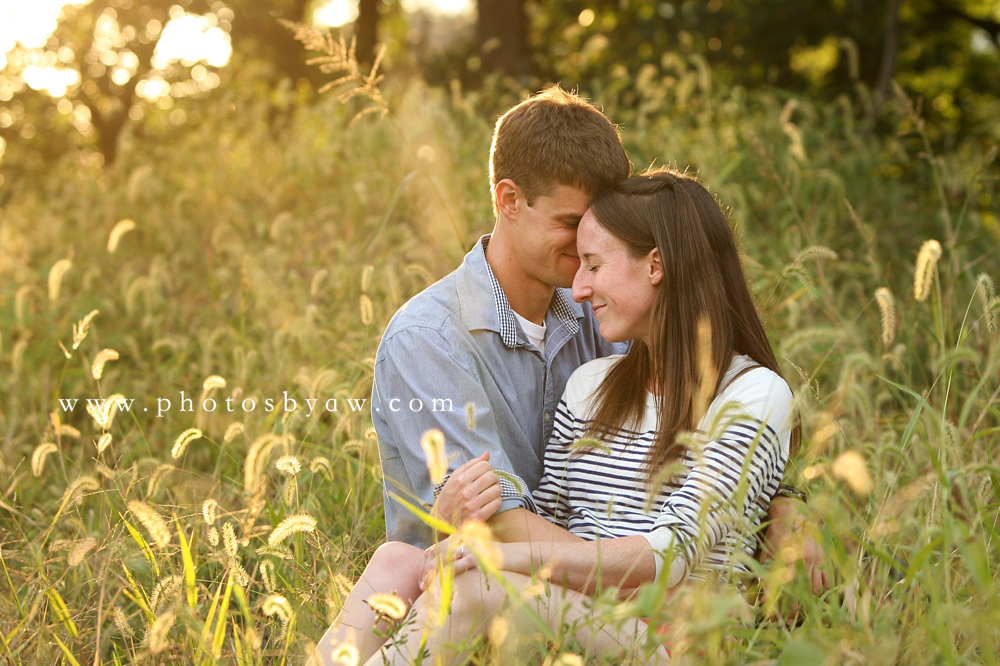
[56,391,456,418]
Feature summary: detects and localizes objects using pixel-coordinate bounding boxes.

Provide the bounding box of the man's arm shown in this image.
[374,326,525,544]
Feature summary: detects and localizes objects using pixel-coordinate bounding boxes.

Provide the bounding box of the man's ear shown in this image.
[648,247,664,286]
[495,179,522,221]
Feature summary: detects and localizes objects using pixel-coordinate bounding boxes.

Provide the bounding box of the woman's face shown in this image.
[571,210,662,345]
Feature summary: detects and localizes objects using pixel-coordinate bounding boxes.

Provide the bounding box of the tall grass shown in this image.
[0,45,997,664]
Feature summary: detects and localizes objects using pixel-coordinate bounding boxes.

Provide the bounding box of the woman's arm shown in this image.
[488,508,585,543]
[497,536,657,594]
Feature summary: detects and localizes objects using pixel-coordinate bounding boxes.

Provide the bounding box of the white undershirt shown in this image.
[513,311,546,354]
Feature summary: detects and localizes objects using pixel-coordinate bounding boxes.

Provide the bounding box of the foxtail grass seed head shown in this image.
[553,654,585,666]
[171,428,202,459]
[261,559,277,593]
[64,475,100,503]
[107,219,136,253]
[365,593,408,622]
[127,500,172,549]
[874,287,897,346]
[795,245,838,263]
[96,432,112,455]
[48,258,72,302]
[68,537,98,567]
[359,294,374,325]
[913,239,942,301]
[113,605,134,637]
[268,513,318,546]
[466,402,476,430]
[91,348,119,380]
[330,642,359,666]
[332,573,354,599]
[224,421,245,443]
[207,526,220,546]
[361,264,374,293]
[202,375,226,391]
[232,559,251,587]
[95,462,116,479]
[223,522,239,557]
[202,498,219,525]
[310,456,332,476]
[245,433,281,494]
[150,575,182,614]
[257,544,293,560]
[832,451,873,495]
[31,442,58,477]
[262,595,293,622]
[420,429,447,485]
[72,309,100,350]
[693,316,717,425]
[147,610,175,654]
[976,273,997,333]
[59,424,81,438]
[488,617,509,646]
[276,455,301,476]
[87,393,127,430]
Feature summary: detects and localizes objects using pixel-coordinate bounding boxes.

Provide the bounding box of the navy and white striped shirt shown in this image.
[532,354,792,586]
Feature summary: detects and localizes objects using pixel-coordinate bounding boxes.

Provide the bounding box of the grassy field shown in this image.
[1,48,998,664]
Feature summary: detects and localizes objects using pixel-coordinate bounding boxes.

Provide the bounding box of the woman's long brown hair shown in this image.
[582,168,800,484]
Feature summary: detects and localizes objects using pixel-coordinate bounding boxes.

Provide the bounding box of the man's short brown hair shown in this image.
[489,86,631,210]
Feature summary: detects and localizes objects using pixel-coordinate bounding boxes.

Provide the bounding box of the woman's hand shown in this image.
[761,496,829,595]
[432,452,503,527]
[419,535,478,591]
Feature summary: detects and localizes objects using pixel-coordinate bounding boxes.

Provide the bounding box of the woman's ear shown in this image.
[495,179,521,220]
[648,247,664,285]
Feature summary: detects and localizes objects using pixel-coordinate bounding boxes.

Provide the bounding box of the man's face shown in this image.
[512,184,591,289]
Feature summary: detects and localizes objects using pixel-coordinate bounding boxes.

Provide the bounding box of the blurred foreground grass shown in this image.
[1,56,999,664]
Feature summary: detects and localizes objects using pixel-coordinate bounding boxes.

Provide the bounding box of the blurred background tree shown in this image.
[0,0,997,180]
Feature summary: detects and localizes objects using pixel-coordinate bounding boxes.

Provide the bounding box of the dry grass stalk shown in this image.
[280,20,388,125]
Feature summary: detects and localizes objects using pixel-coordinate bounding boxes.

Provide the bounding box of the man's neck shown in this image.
[485,228,554,326]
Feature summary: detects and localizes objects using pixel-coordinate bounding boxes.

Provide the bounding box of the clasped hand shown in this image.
[431,451,503,527]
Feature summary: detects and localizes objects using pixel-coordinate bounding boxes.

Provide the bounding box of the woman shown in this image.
[316,169,796,664]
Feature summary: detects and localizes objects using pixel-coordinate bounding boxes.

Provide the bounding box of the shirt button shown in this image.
[544,412,552,422]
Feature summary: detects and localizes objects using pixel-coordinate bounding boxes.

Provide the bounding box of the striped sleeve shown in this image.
[532,397,586,525]
[641,381,791,585]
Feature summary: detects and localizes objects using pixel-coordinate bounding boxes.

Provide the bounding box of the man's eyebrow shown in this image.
[555,213,585,222]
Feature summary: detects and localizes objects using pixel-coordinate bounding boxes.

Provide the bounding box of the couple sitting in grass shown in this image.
[316,87,823,664]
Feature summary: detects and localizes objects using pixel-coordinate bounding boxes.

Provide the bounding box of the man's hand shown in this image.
[761,496,829,595]
[418,535,478,591]
[432,452,502,528]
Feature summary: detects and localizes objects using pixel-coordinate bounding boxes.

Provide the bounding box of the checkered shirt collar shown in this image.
[480,236,580,349]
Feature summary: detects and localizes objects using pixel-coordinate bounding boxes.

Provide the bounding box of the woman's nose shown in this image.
[572,269,591,303]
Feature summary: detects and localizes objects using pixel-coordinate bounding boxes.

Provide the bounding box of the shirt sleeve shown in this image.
[640,376,792,585]
[373,325,528,545]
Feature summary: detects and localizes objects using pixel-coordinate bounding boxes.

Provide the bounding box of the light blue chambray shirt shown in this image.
[371,236,626,547]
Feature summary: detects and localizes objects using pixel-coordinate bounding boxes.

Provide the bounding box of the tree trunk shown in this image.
[868,0,902,125]
[477,0,529,75]
[356,0,379,66]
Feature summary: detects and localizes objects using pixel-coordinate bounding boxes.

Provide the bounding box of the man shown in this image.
[370,86,825,591]
[371,86,630,548]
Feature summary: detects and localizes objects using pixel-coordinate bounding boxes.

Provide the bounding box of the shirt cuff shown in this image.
[640,527,688,587]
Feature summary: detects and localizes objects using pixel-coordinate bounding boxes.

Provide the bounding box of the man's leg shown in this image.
[314,541,424,665]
